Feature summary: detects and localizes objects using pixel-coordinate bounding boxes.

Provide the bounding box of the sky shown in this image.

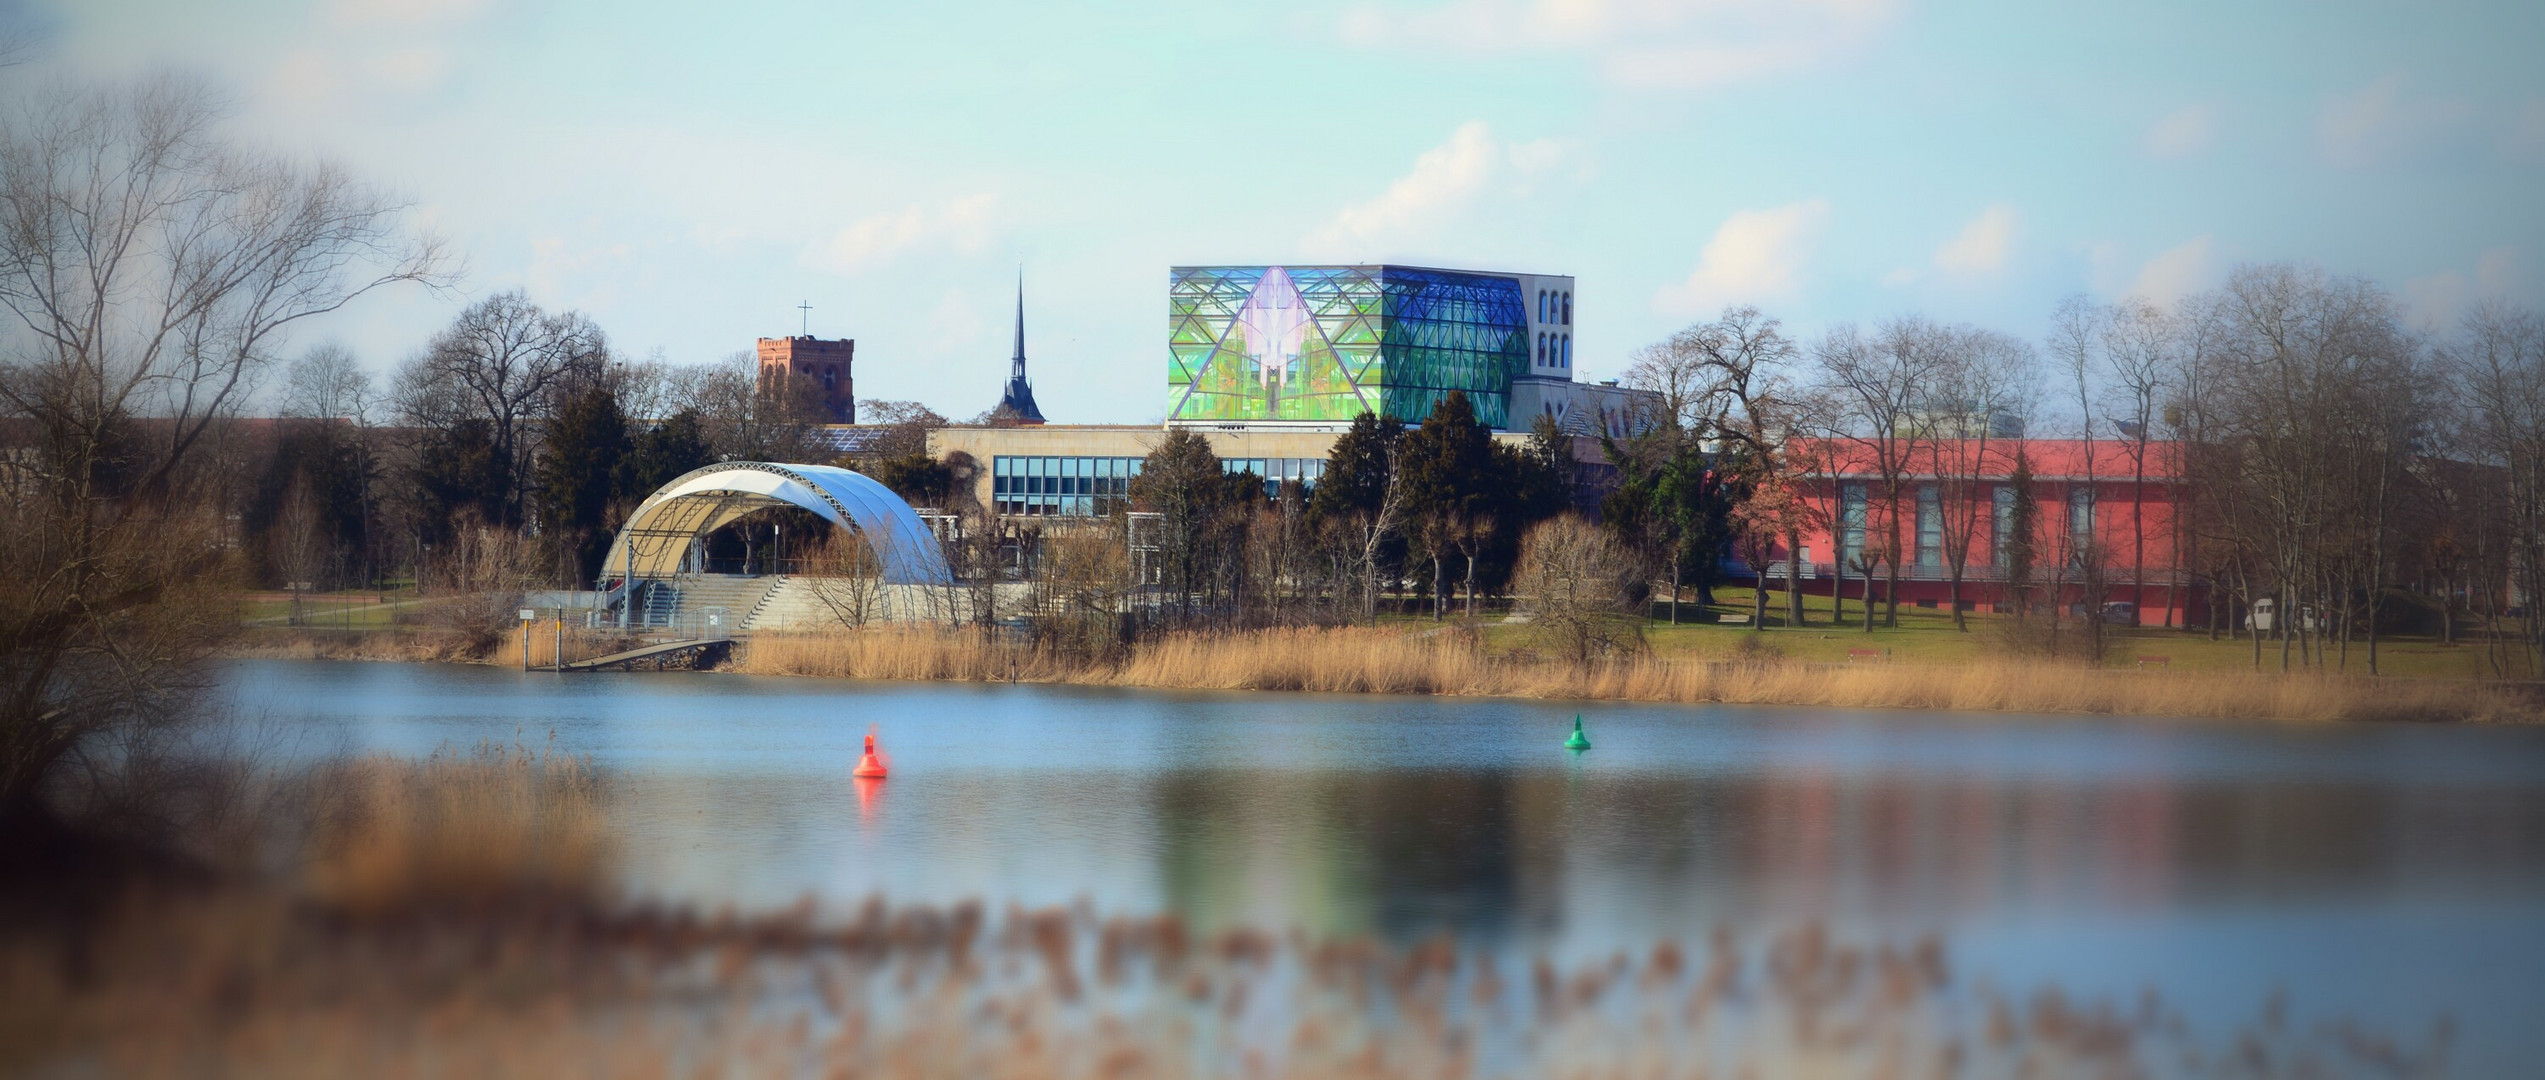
[8,0,2542,423]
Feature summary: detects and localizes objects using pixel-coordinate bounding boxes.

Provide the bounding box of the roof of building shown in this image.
[1788,437,2185,482]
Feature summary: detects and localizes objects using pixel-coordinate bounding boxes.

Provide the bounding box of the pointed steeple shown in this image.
[989,269,1045,425]
[1011,271,1028,381]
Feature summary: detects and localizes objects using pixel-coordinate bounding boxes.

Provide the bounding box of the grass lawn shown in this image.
[239,589,424,630]
[1451,586,2535,679]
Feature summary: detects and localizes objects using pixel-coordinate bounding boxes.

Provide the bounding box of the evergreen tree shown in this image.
[1523,414,1577,513]
[1130,428,1258,620]
[1470,432,1574,599]
[2004,449,2039,618]
[414,418,510,543]
[245,423,373,587]
[862,454,954,506]
[1603,428,1743,623]
[537,384,630,584]
[1308,411,1404,528]
[1395,392,1497,618]
[1309,411,1407,620]
[617,408,714,499]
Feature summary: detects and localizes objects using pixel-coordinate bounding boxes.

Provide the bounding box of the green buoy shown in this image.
[1564,714,1592,751]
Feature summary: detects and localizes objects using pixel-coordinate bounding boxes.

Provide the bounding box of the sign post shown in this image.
[519,608,536,670]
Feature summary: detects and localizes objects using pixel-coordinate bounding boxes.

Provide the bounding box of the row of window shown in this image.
[1224,457,1326,501]
[1839,483,2097,567]
[1536,332,1571,369]
[989,455,1328,517]
[992,455,1146,517]
[1536,288,1572,326]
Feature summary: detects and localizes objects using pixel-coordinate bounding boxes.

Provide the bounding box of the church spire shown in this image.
[1013,271,1027,377]
[989,268,1045,425]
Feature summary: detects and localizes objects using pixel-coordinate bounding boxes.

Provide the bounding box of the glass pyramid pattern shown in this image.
[1168,265,1528,428]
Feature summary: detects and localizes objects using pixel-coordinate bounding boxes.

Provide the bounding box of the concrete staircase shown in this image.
[638,574,780,636]
[743,576,828,631]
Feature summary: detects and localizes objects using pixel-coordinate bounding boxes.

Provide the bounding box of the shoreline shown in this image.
[226,625,2545,725]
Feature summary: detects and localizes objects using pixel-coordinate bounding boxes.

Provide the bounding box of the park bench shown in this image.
[1847,648,1886,663]
[2136,655,2171,670]
[1717,611,1754,625]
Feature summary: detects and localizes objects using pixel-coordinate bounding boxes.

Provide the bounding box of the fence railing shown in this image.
[1733,560,2193,587]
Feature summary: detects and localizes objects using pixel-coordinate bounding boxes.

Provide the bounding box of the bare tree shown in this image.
[395,292,606,526]
[0,76,441,813]
[1621,332,1711,431]
[1025,518,1133,655]
[801,529,888,628]
[1513,515,1644,663]
[2443,301,2545,672]
[2200,265,2416,672]
[1814,317,1945,628]
[1675,306,1809,624]
[283,341,375,424]
[858,400,950,460]
[2055,296,2177,627]
[1919,327,2038,630]
[665,350,827,464]
[280,341,382,582]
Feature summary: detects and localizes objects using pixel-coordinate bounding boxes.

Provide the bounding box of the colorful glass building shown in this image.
[1167,265,1582,431]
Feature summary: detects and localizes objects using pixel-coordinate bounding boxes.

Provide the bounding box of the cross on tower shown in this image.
[797,300,812,337]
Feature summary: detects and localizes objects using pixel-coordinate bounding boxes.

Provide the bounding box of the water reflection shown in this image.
[216,660,2545,1070]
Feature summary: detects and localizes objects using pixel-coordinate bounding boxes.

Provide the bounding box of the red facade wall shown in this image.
[1741,438,2204,627]
[756,337,855,423]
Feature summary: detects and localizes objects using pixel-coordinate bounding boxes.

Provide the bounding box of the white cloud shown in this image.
[526,223,636,311]
[2126,236,2215,307]
[1932,204,2020,276]
[262,0,495,106]
[2404,247,2520,326]
[2503,96,2545,162]
[325,0,495,27]
[2318,74,2472,168]
[804,195,1001,274]
[1652,198,1830,315]
[2143,104,2215,159]
[927,288,989,351]
[1301,122,1561,257]
[1338,0,1900,91]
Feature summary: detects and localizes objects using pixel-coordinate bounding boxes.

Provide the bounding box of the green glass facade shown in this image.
[1168,265,1531,429]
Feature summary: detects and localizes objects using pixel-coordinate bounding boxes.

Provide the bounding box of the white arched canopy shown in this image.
[602,462,952,587]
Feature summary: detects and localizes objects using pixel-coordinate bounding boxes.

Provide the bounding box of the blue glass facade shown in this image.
[1223,457,1326,500]
[1169,265,1533,429]
[994,455,1327,516]
[992,455,1143,517]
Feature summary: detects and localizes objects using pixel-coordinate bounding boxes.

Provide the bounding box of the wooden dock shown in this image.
[561,637,731,672]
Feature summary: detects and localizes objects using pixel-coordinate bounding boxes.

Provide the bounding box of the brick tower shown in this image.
[756,336,854,423]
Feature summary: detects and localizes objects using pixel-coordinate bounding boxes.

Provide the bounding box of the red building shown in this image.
[1741,438,2203,627]
[757,336,855,423]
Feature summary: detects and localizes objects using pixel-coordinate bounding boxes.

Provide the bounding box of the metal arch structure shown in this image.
[601,462,954,593]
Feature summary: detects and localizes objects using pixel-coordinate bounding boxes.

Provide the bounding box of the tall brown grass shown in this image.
[301,743,612,916]
[228,627,497,663]
[0,746,2448,1078]
[735,626,2543,724]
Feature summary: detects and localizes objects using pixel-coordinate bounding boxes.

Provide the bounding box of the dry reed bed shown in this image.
[736,626,2542,724]
[228,627,494,664]
[3,746,2445,1078]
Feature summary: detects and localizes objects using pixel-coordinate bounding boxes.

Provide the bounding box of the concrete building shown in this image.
[757,336,855,423]
[928,264,1659,517]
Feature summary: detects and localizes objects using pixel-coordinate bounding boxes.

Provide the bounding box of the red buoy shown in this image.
[852,728,889,779]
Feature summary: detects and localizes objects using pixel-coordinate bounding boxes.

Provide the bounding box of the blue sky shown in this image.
[14,0,2542,422]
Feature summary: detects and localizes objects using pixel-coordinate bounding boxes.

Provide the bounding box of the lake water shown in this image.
[217,660,2545,1072]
